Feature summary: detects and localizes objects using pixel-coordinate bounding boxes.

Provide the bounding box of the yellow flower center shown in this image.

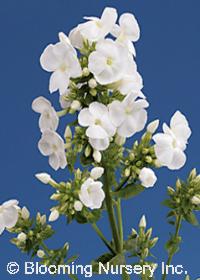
[107,57,113,66]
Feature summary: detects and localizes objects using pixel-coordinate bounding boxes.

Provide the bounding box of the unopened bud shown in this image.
[74,201,83,212]
[35,173,52,184]
[149,237,159,248]
[167,186,175,196]
[93,150,102,163]
[70,100,81,111]
[37,250,45,258]
[147,120,159,134]
[85,145,92,157]
[49,210,59,222]
[21,207,30,220]
[82,67,90,76]
[17,232,27,242]
[88,78,97,89]
[90,89,97,96]
[176,179,182,191]
[142,248,149,259]
[64,126,72,139]
[191,195,200,205]
[139,215,146,228]
[124,168,131,177]
[40,215,47,225]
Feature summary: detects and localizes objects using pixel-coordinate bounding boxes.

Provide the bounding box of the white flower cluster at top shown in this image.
[0,8,194,235]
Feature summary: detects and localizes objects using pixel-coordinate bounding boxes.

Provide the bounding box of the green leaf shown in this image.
[184,212,199,226]
[113,184,145,199]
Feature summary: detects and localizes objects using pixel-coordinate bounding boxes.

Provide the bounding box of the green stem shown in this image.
[103,169,121,253]
[91,223,116,255]
[57,109,68,117]
[41,242,49,256]
[162,215,182,280]
[115,176,130,192]
[116,198,124,252]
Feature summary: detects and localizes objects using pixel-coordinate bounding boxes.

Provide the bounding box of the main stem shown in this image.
[116,198,124,252]
[162,214,182,280]
[103,168,121,253]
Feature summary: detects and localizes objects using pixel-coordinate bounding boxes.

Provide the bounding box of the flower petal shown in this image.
[32,97,51,113]
[86,125,108,139]
[89,137,109,151]
[40,44,60,72]
[78,108,94,127]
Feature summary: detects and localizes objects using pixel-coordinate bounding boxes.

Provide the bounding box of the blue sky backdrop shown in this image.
[0,0,200,279]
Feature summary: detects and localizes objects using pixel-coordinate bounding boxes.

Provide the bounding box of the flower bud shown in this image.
[167,186,175,196]
[191,195,200,205]
[50,193,61,200]
[82,67,90,76]
[139,215,146,228]
[124,167,131,177]
[21,207,30,220]
[90,167,104,180]
[17,232,27,242]
[37,250,45,258]
[40,215,47,225]
[64,126,72,139]
[131,228,138,237]
[189,168,197,180]
[147,120,159,134]
[88,78,97,89]
[93,150,102,163]
[176,179,182,191]
[90,89,97,96]
[142,248,149,259]
[115,135,126,146]
[49,210,59,222]
[85,145,92,157]
[149,237,159,248]
[74,201,83,212]
[70,100,81,111]
[35,173,52,184]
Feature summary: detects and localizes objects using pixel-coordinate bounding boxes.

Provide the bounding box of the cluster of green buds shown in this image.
[122,130,158,181]
[49,168,101,224]
[8,207,77,268]
[124,215,158,279]
[8,207,54,257]
[164,168,200,226]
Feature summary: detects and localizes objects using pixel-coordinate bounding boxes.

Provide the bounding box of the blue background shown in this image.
[0,0,200,279]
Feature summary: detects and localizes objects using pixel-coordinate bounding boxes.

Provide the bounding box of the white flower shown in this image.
[113,71,144,97]
[0,199,19,235]
[32,96,59,132]
[40,41,82,95]
[88,39,130,85]
[109,94,149,138]
[74,201,83,212]
[79,178,105,210]
[111,13,140,55]
[17,232,27,242]
[90,167,104,180]
[191,195,200,205]
[49,209,59,222]
[139,168,157,188]
[139,215,146,228]
[38,130,67,170]
[153,111,191,170]
[93,150,102,163]
[21,207,30,220]
[147,120,159,134]
[78,102,116,151]
[82,7,117,41]
[37,250,45,258]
